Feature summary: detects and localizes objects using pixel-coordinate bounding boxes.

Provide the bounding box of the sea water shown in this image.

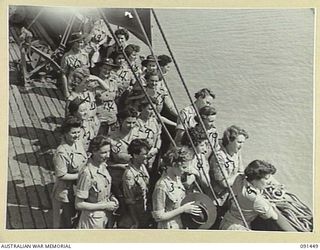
[147,9,314,208]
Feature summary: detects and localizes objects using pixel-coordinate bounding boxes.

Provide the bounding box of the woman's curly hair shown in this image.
[194,106,217,124]
[181,127,207,147]
[222,125,249,147]
[117,107,139,124]
[88,135,111,154]
[162,146,194,168]
[60,115,82,134]
[245,160,277,182]
[127,138,150,156]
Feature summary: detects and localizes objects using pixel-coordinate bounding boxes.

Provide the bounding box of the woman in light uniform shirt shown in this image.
[75,135,119,229]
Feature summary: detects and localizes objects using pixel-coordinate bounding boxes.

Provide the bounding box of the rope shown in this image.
[263,185,313,232]
[97,9,177,150]
[132,9,219,204]
[27,8,45,30]
[60,15,76,48]
[151,8,250,229]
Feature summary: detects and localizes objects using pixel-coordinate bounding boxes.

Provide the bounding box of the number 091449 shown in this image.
[300,244,318,248]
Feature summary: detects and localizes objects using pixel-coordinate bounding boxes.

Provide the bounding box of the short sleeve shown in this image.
[53,152,68,178]
[176,109,188,130]
[212,152,228,182]
[253,195,278,220]
[122,170,136,203]
[60,55,69,74]
[152,184,167,221]
[238,153,244,174]
[76,170,92,200]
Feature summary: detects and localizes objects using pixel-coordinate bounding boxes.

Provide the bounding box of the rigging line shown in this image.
[151,8,249,229]
[27,8,45,30]
[97,8,177,149]
[60,15,76,48]
[133,9,219,203]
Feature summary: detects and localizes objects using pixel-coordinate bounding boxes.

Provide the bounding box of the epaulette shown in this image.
[246,185,257,195]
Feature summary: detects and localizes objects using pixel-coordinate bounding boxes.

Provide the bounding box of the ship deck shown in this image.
[8,27,65,228]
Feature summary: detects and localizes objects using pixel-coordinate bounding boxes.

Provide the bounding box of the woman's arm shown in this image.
[152,187,201,222]
[88,75,109,90]
[160,116,177,127]
[75,197,117,211]
[61,73,70,98]
[59,173,79,181]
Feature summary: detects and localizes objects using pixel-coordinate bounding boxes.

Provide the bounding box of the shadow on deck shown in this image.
[8,66,65,228]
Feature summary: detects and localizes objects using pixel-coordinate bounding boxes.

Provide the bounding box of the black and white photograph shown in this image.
[6,5,314,234]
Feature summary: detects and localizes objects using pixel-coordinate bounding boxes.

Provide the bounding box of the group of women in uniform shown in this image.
[51,18,282,230]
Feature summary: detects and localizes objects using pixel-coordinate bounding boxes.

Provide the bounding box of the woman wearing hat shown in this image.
[210,125,249,207]
[141,55,159,75]
[219,160,279,230]
[93,58,121,135]
[152,147,202,229]
[51,116,88,228]
[137,55,160,87]
[61,32,90,98]
[75,135,119,229]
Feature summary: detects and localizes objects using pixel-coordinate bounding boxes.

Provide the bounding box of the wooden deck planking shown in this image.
[9,89,37,183]
[8,102,37,229]
[27,82,66,227]
[7,141,24,229]
[13,84,56,227]
[9,80,67,229]
[10,85,49,228]
[9,42,21,63]
[29,85,62,168]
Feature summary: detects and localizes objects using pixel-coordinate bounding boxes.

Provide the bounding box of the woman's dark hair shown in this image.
[117,107,139,123]
[137,97,157,112]
[124,44,140,57]
[88,135,111,154]
[181,127,207,147]
[68,97,87,115]
[127,139,150,156]
[144,71,162,81]
[222,125,249,147]
[60,115,82,134]
[115,28,129,40]
[194,106,217,124]
[194,88,216,100]
[110,51,125,62]
[158,54,172,67]
[245,160,277,182]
